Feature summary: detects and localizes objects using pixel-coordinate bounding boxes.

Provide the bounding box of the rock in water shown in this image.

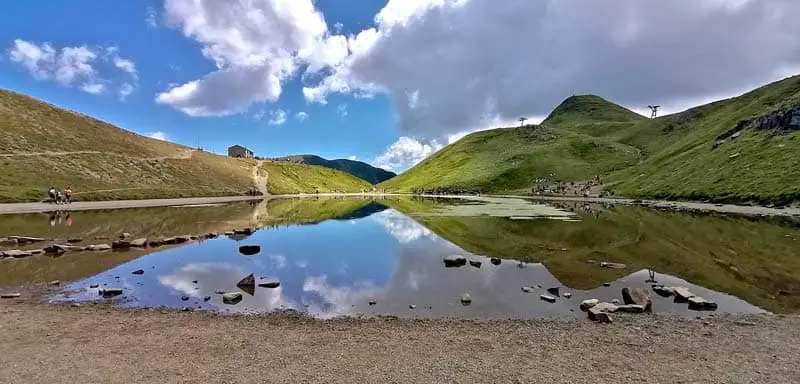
[237,273,256,295]
[521,286,534,293]
[616,304,646,313]
[203,296,211,302]
[443,255,467,267]
[469,260,482,268]
[119,233,131,239]
[4,250,33,258]
[622,287,652,312]
[547,287,560,297]
[88,244,112,251]
[602,282,611,287]
[257,278,280,288]
[111,240,131,250]
[580,299,599,310]
[652,285,675,297]
[89,284,100,288]
[132,269,144,275]
[409,304,417,309]
[48,280,60,286]
[540,295,557,303]
[239,245,261,256]
[490,257,502,265]
[688,296,718,311]
[222,292,243,304]
[368,298,377,306]
[672,287,695,302]
[100,288,123,297]
[181,296,190,301]
[1,293,21,299]
[599,261,627,269]
[461,293,472,305]
[563,292,572,299]
[588,302,618,322]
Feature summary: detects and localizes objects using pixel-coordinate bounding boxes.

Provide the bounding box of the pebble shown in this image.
[181,296,190,301]
[563,292,572,299]
[540,294,557,303]
[132,269,144,275]
[203,296,211,302]
[1,293,21,299]
[48,280,61,286]
[369,298,377,306]
[89,284,100,288]
[409,305,417,309]
[461,293,472,305]
[521,286,533,293]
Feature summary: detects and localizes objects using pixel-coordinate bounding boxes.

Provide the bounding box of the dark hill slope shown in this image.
[276,154,396,184]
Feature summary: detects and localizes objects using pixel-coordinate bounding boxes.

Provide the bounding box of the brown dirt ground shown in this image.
[1,299,798,384]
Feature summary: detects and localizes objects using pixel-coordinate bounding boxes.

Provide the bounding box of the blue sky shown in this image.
[2,1,798,171]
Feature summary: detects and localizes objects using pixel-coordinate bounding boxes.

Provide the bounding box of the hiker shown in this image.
[56,189,64,204]
[64,185,73,204]
[48,186,56,203]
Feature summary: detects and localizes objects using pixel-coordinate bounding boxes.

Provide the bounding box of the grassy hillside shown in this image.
[276,154,396,184]
[380,76,800,204]
[261,161,372,194]
[380,96,644,194]
[0,89,368,202]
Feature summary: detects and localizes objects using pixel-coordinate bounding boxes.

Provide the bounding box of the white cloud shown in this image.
[333,22,344,34]
[80,82,105,95]
[267,109,287,125]
[119,83,135,101]
[347,155,357,161]
[374,136,442,171]
[8,39,139,97]
[145,6,158,29]
[303,0,800,140]
[155,0,344,116]
[373,210,432,243]
[336,103,348,118]
[148,131,169,141]
[295,111,309,122]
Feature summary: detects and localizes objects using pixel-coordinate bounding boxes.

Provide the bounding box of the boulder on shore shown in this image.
[111,240,131,250]
[239,245,261,256]
[148,239,164,247]
[616,304,646,313]
[130,238,148,248]
[622,287,652,312]
[1,293,22,299]
[87,244,112,251]
[4,250,33,259]
[587,302,618,322]
[443,255,467,267]
[490,257,502,265]
[580,299,599,310]
[0,237,19,246]
[10,236,46,245]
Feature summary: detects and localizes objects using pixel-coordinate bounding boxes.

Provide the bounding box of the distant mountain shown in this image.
[275,154,396,184]
[379,75,800,205]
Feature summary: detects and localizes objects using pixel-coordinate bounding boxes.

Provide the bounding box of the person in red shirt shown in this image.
[64,185,73,204]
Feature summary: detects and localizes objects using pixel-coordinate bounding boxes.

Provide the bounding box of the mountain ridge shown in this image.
[275,154,396,184]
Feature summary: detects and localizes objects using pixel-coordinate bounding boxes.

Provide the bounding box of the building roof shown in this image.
[228,145,252,152]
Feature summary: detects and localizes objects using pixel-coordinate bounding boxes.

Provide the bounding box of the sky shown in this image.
[2,0,799,172]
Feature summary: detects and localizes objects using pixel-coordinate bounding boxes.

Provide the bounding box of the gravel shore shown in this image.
[1,300,798,383]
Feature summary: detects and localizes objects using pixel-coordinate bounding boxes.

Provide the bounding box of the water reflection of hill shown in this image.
[386,197,800,313]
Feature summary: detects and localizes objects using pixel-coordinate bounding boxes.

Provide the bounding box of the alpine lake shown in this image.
[1,196,799,320]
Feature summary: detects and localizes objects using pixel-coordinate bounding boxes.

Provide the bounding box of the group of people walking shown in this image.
[47,185,72,204]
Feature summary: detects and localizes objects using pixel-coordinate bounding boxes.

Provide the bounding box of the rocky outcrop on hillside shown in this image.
[713,107,800,148]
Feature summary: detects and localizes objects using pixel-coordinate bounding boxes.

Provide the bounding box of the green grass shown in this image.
[379,76,800,205]
[386,197,800,313]
[0,89,369,202]
[264,197,376,226]
[275,154,396,184]
[262,160,373,194]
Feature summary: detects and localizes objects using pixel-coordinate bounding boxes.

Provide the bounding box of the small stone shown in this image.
[111,240,131,250]
[443,255,467,267]
[602,282,611,287]
[672,287,695,302]
[540,294,557,303]
[257,278,280,288]
[120,232,131,239]
[1,293,21,299]
[132,269,144,275]
[409,304,417,309]
[461,293,472,305]
[66,238,83,244]
[130,238,147,248]
[616,304,646,313]
[599,261,627,269]
[611,299,620,304]
[517,262,526,268]
[580,299,599,310]
[100,288,123,297]
[469,260,482,268]
[236,273,256,295]
[563,292,572,299]
[368,298,377,306]
[71,303,81,307]
[652,285,675,297]
[521,286,534,293]
[222,292,243,304]
[688,296,718,311]
[214,290,226,294]
[192,280,198,284]
[203,296,211,302]
[547,287,560,297]
[89,284,100,288]
[48,280,60,286]
[490,257,501,265]
[181,296,190,301]
[88,244,112,251]
[239,245,261,255]
[588,308,613,323]
[622,287,652,312]
[224,231,235,236]
[777,290,790,296]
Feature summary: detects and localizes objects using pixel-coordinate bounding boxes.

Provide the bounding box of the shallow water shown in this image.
[3,196,799,319]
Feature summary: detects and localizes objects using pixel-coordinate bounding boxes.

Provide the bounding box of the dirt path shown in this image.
[0,196,264,215]
[251,160,268,195]
[0,302,797,383]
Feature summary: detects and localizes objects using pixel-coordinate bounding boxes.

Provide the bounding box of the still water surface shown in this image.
[2,197,798,319]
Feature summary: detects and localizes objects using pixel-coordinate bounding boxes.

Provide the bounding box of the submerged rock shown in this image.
[599,261,627,269]
[652,285,675,297]
[540,294,557,303]
[443,255,467,267]
[490,257,501,265]
[237,273,256,295]
[239,245,261,256]
[521,286,534,293]
[1,293,21,299]
[469,260,482,268]
[132,269,144,275]
[672,287,695,302]
[203,296,211,302]
[580,299,599,310]
[688,296,718,311]
[461,293,472,305]
[547,287,560,297]
[222,292,243,304]
[368,298,377,306]
[100,288,123,297]
[181,296,190,301]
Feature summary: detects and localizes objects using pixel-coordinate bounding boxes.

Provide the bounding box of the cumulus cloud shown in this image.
[295,111,309,122]
[267,109,287,125]
[155,0,344,116]
[148,131,169,141]
[347,155,357,161]
[304,0,800,139]
[374,136,442,171]
[7,39,139,97]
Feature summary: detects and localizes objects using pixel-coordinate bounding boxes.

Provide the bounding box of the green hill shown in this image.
[275,154,396,184]
[0,89,370,202]
[380,76,800,205]
[260,160,372,194]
